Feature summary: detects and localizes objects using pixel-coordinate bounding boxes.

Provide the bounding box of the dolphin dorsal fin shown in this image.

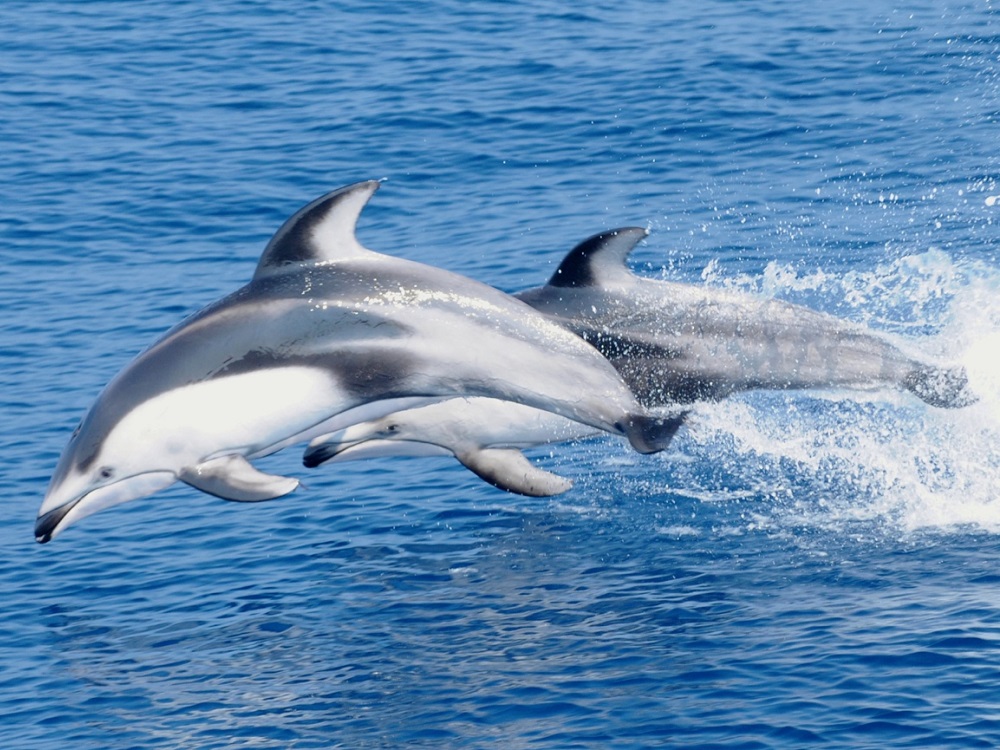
[253,180,381,280]
[547,226,649,289]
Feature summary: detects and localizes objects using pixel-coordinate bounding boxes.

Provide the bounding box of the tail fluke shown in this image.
[903,365,978,408]
[620,411,688,454]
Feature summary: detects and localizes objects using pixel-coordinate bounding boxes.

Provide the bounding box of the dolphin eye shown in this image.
[98,466,115,480]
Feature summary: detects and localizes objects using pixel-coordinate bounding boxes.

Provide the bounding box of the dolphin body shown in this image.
[305,397,686,496]
[303,227,974,494]
[35,185,679,542]
[516,227,974,407]
[305,397,611,496]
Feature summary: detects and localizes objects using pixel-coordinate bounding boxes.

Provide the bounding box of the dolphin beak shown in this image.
[34,502,77,544]
[35,472,177,543]
[303,436,447,468]
[302,437,359,468]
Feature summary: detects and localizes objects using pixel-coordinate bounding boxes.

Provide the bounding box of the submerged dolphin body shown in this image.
[517,227,975,407]
[304,227,974,494]
[35,186,678,542]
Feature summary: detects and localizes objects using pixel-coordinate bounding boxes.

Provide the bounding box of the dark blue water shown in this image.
[4,1,1000,747]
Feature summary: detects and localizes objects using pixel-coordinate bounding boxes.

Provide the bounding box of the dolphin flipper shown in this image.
[180,455,300,502]
[456,448,574,497]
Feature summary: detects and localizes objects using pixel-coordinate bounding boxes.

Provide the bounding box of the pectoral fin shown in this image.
[457,448,573,497]
[180,455,300,502]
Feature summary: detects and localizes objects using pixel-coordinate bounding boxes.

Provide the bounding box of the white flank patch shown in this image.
[103,366,340,467]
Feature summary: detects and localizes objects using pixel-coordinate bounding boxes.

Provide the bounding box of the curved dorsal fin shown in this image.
[253,180,381,280]
[547,226,649,288]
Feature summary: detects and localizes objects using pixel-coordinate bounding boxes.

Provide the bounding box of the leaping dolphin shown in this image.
[35,184,679,542]
[303,227,974,494]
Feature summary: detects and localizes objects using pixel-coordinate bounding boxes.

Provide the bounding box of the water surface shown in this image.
[3,1,1000,747]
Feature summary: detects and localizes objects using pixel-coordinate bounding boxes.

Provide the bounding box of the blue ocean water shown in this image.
[3,0,1000,747]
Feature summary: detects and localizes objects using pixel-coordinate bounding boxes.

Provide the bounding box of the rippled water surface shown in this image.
[3,1,1000,747]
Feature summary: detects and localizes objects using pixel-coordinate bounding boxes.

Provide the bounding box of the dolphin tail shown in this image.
[903,365,978,408]
[620,411,688,455]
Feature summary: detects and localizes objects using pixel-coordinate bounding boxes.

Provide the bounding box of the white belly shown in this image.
[103,366,342,466]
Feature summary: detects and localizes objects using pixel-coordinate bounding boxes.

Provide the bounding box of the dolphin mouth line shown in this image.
[35,470,178,544]
[302,440,357,468]
[34,500,79,544]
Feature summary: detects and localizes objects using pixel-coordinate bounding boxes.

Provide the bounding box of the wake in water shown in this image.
[637,250,1000,535]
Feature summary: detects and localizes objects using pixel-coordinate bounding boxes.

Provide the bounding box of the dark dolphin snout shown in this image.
[303,442,341,468]
[34,502,76,544]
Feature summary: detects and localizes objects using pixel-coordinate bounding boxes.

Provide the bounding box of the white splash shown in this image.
[654,249,1000,536]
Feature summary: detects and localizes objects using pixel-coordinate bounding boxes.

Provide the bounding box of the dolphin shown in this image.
[304,397,686,496]
[305,398,605,496]
[303,226,974,493]
[515,227,976,408]
[35,184,679,542]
